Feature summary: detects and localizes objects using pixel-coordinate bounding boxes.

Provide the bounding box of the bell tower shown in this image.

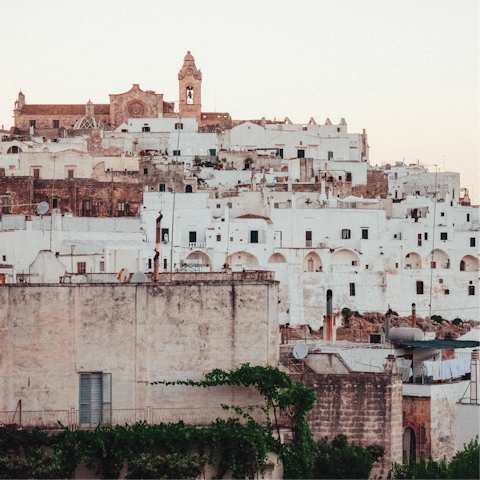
[178,51,202,122]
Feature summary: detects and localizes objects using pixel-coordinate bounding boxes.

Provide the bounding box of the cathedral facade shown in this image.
[13,52,230,137]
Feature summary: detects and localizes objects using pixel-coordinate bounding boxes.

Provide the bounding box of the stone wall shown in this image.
[0,176,143,217]
[139,159,194,193]
[217,151,283,173]
[304,371,403,478]
[87,132,124,156]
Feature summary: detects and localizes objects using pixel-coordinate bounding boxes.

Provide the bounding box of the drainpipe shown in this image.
[471,350,480,404]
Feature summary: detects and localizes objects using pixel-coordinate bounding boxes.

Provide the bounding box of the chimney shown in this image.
[471,350,480,404]
[384,354,399,374]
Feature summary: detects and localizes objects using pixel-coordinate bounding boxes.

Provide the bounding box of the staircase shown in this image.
[280,352,316,375]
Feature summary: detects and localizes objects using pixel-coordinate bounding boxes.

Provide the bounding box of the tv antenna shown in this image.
[117,268,130,283]
[37,202,49,215]
[293,342,308,359]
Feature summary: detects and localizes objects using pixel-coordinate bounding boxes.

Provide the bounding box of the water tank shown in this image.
[389,327,424,342]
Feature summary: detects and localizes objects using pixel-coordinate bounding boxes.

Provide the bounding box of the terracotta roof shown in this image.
[236,214,273,224]
[20,104,110,115]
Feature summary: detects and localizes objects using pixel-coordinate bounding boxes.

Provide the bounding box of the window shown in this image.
[440,212,445,217]
[30,120,36,128]
[77,262,86,274]
[163,258,167,269]
[342,229,351,239]
[82,200,91,217]
[189,231,197,243]
[440,232,447,241]
[470,238,476,247]
[175,123,183,130]
[147,259,152,269]
[33,168,40,179]
[337,127,341,132]
[349,283,355,296]
[157,183,165,192]
[216,234,221,242]
[1,197,10,214]
[431,261,436,269]
[99,261,105,272]
[424,232,428,240]
[79,373,111,426]
[467,214,470,222]
[68,169,74,179]
[121,129,128,132]
[394,173,398,180]
[186,86,193,104]
[52,199,58,209]
[445,289,449,295]
[143,168,148,175]
[216,204,221,208]
[209,149,216,156]
[297,149,305,158]
[460,260,465,271]
[279,149,283,158]
[439,278,443,284]
[161,228,169,242]
[351,260,358,266]
[416,281,424,295]
[3,255,6,261]
[142,126,150,132]
[346,172,352,182]
[418,234,422,247]
[7,146,20,154]
[395,263,399,268]
[185,185,193,193]
[250,231,259,243]
[118,201,125,212]
[306,231,312,247]
[338,176,342,181]
[328,151,333,160]
[227,202,232,208]
[365,265,369,269]
[469,286,475,296]
[173,150,181,156]
[362,229,369,239]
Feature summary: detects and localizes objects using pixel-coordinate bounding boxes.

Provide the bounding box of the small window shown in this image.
[189,231,197,243]
[30,120,36,128]
[468,286,475,296]
[33,168,40,179]
[163,258,167,269]
[346,172,352,182]
[416,281,424,295]
[82,200,91,217]
[2,255,6,262]
[68,169,74,179]
[161,228,169,242]
[118,201,125,212]
[394,173,398,180]
[227,203,232,208]
[440,232,447,241]
[53,120,59,128]
[342,229,351,239]
[52,199,58,209]
[439,278,443,284]
[328,151,333,160]
[440,212,445,217]
[142,126,150,132]
[216,234,221,242]
[424,232,428,240]
[467,214,470,222]
[1,197,11,214]
[470,238,476,247]
[143,168,148,175]
[279,149,283,158]
[173,150,181,156]
[349,283,355,296]
[175,123,183,130]
[297,149,305,158]
[306,231,312,247]
[250,231,259,244]
[362,229,369,239]
[77,262,86,274]
[365,265,369,269]
[159,183,165,192]
[431,261,436,269]
[418,234,422,247]
[148,259,152,269]
[445,289,449,295]
[395,263,399,268]
[216,204,221,208]
[185,185,193,193]
[352,261,358,266]
[274,203,279,208]
[337,127,341,132]
[99,261,105,272]
[121,129,128,132]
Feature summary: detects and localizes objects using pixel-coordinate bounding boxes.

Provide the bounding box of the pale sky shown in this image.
[0,0,478,202]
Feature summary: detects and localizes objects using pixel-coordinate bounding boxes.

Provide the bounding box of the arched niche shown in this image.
[331,248,360,267]
[460,255,479,272]
[185,251,212,272]
[281,166,288,172]
[302,252,322,272]
[427,249,450,269]
[405,252,422,269]
[226,251,259,268]
[268,253,287,264]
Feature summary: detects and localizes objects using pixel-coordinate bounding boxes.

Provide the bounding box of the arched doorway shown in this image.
[460,255,479,272]
[403,427,416,463]
[185,185,193,193]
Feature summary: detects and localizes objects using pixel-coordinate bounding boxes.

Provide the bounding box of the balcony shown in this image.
[181,242,206,248]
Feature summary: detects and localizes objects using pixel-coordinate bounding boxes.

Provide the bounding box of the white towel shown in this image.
[424,361,434,377]
[432,361,441,380]
[441,360,452,380]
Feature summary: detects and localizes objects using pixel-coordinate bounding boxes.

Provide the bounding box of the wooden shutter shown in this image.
[90,373,102,426]
[102,373,112,425]
[79,374,91,424]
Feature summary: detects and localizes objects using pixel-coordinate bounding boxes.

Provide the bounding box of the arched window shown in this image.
[403,427,416,463]
[7,146,21,154]
[185,185,193,193]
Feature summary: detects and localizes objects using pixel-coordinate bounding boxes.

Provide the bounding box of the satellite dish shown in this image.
[37,202,49,215]
[117,268,130,283]
[131,272,148,283]
[293,342,308,359]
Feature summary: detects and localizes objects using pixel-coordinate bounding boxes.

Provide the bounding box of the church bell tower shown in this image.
[178,51,202,122]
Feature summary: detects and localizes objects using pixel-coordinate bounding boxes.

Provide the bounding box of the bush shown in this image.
[452,318,462,326]
[432,315,444,324]
[341,308,352,326]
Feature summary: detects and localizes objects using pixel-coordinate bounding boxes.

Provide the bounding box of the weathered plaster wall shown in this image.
[0,279,278,413]
[403,396,432,459]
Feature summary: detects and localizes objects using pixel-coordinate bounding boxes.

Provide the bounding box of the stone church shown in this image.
[13,52,231,137]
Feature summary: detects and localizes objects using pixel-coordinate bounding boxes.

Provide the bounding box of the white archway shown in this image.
[460,255,479,272]
[268,253,287,264]
[185,251,212,272]
[331,248,360,267]
[427,249,450,269]
[405,252,422,269]
[302,252,323,272]
[226,251,259,268]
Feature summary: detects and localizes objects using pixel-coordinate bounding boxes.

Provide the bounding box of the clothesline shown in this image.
[423,358,470,381]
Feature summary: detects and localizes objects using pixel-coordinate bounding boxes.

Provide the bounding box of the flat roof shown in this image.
[396,340,479,349]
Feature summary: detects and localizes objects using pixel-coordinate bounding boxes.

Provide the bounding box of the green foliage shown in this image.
[391,310,399,316]
[388,440,479,479]
[432,314,444,324]
[313,434,385,479]
[452,318,462,326]
[342,308,352,326]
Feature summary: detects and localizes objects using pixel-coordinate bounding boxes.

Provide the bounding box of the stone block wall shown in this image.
[304,372,403,478]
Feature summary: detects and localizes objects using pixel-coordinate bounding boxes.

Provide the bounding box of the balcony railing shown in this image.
[181,242,207,248]
[0,406,268,430]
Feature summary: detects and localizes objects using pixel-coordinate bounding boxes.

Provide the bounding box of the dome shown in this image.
[74,115,104,130]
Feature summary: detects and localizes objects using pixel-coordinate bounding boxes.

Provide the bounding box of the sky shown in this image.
[0,0,478,202]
